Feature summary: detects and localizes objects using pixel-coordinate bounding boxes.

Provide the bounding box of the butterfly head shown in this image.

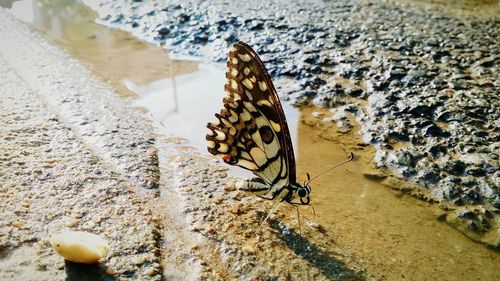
[290,173,312,205]
[296,184,311,205]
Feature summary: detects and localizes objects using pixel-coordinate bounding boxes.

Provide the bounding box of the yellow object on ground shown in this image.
[50,231,110,264]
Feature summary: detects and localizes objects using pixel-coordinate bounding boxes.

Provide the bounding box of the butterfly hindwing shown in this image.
[206,42,297,200]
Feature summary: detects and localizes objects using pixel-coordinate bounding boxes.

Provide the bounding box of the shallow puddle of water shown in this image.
[3,0,498,280]
[2,0,198,98]
[296,107,499,280]
[127,62,300,178]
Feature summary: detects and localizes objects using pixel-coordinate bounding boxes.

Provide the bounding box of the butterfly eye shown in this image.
[297,187,307,198]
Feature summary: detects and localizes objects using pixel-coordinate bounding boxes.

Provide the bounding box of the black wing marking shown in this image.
[206,42,297,200]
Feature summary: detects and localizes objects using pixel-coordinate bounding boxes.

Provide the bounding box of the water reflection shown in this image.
[296,109,499,280]
[8,0,35,22]
[2,0,198,98]
[127,62,299,157]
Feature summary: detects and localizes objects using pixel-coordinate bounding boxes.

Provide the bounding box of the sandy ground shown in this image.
[85,0,499,248]
[1,0,499,280]
[0,9,166,280]
[0,8,369,281]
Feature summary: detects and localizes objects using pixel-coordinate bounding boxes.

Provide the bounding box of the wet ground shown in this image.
[0,0,499,280]
[84,0,500,248]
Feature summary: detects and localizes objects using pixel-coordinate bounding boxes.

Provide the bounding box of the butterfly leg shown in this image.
[258,198,283,230]
[293,204,302,236]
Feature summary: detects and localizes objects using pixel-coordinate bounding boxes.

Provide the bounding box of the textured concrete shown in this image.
[0,9,163,280]
[85,0,499,247]
[0,8,368,280]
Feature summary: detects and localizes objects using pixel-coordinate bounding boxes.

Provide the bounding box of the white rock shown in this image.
[50,231,110,264]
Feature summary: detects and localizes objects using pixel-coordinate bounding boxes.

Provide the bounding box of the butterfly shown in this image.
[206,41,312,205]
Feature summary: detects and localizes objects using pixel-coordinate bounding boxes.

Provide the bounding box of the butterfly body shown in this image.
[206,42,311,205]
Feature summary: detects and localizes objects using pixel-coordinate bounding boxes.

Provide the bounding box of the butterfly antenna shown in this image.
[306,152,354,185]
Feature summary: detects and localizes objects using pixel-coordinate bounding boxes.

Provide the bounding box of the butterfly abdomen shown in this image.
[237,177,294,202]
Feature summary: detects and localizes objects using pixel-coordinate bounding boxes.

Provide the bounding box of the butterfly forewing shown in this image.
[206,42,296,200]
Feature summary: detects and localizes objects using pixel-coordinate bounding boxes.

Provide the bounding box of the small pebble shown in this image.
[50,231,110,264]
[242,244,256,255]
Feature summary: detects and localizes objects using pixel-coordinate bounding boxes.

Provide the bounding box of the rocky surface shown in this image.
[0,9,170,280]
[85,0,499,246]
[0,8,369,280]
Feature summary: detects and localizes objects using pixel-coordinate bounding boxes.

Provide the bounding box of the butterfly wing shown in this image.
[206,42,297,200]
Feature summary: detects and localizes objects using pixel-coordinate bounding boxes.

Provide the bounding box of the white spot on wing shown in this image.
[252,124,264,150]
[257,100,273,107]
[243,101,257,112]
[218,143,229,153]
[238,159,258,170]
[229,110,238,123]
[245,90,253,101]
[258,81,268,91]
[241,108,252,122]
[231,79,238,90]
[270,120,281,133]
[238,53,252,62]
[242,78,253,89]
[215,130,226,141]
[250,147,267,167]
[255,117,268,131]
[240,151,251,160]
[229,127,236,135]
[221,118,232,128]
[207,141,215,148]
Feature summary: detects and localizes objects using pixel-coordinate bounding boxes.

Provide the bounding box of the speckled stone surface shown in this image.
[0,9,163,280]
[0,8,368,280]
[85,0,499,246]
